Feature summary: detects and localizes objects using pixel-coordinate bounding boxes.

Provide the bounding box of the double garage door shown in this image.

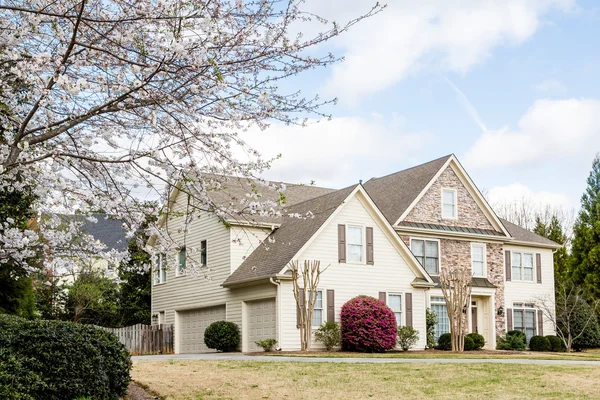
[178,298,276,353]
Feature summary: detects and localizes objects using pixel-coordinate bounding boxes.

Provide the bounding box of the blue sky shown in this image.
[243,0,600,213]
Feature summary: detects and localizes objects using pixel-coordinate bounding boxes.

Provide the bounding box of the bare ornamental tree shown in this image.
[439,264,472,352]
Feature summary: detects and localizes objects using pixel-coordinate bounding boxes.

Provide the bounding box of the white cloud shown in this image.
[301,0,574,105]
[487,182,572,209]
[464,98,600,169]
[533,78,567,93]
[240,115,433,188]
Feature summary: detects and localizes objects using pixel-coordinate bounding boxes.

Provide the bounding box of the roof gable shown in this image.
[223,185,434,287]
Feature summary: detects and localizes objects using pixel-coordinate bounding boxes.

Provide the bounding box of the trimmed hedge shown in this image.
[546,335,566,352]
[463,335,475,351]
[204,321,240,352]
[436,333,452,350]
[341,296,397,352]
[0,314,131,400]
[466,333,485,350]
[497,330,526,351]
[529,335,551,352]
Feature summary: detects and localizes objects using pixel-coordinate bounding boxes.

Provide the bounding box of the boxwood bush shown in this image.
[204,321,240,352]
[546,335,566,352]
[529,335,551,352]
[340,296,397,352]
[0,314,131,400]
[436,333,452,350]
[466,333,485,350]
[497,330,526,351]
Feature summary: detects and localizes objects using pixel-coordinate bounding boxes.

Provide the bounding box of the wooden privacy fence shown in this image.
[102,324,174,355]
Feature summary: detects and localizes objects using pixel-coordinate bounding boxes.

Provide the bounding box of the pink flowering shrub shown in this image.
[340,295,398,352]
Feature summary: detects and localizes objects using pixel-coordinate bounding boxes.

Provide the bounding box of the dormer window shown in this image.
[442,188,457,219]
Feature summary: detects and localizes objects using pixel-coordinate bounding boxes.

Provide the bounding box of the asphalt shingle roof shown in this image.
[63,214,129,252]
[223,185,357,286]
[499,218,561,247]
[362,155,452,225]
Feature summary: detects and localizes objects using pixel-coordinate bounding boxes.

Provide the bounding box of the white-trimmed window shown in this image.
[312,291,323,327]
[512,252,534,281]
[388,294,403,326]
[411,239,440,275]
[471,243,486,277]
[200,240,207,266]
[347,226,363,263]
[177,247,187,276]
[513,303,536,343]
[154,253,167,284]
[430,296,450,340]
[442,188,457,219]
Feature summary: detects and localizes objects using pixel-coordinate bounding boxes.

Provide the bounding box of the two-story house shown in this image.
[150,155,560,353]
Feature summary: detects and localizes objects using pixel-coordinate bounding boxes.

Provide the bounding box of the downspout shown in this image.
[269,277,282,350]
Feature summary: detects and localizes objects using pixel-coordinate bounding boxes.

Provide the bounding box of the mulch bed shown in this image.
[124,382,160,400]
[247,349,531,356]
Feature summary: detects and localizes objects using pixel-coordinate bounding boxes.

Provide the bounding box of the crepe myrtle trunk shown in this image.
[289,260,326,351]
[440,264,472,352]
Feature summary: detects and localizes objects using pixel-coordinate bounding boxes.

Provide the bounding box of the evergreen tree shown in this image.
[570,155,600,299]
[117,238,151,326]
[534,215,569,285]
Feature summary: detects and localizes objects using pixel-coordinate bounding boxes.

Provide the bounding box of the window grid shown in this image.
[512,252,534,281]
[155,253,167,285]
[411,239,439,275]
[472,244,485,277]
[312,291,323,327]
[177,248,187,276]
[200,240,207,266]
[431,297,450,341]
[442,189,457,219]
[347,226,363,262]
[388,294,403,327]
[513,304,537,343]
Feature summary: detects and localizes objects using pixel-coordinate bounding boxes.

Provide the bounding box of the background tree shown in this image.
[33,267,68,320]
[537,280,600,352]
[534,215,570,285]
[570,155,600,299]
[0,1,381,279]
[439,264,471,352]
[64,270,121,327]
[117,238,152,326]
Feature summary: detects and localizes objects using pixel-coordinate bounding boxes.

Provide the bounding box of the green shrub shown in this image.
[463,335,475,351]
[204,321,240,352]
[529,335,551,352]
[497,330,526,351]
[466,333,485,350]
[426,308,437,349]
[546,335,566,352]
[315,321,341,351]
[436,333,452,350]
[0,314,131,400]
[397,326,420,351]
[254,338,277,352]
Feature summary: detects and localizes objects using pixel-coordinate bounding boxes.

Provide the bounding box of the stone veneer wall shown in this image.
[399,233,506,338]
[404,166,495,230]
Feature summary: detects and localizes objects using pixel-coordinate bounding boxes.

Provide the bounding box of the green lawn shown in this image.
[261,349,600,361]
[132,360,600,399]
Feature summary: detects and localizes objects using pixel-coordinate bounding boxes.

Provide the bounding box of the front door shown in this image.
[471,301,478,333]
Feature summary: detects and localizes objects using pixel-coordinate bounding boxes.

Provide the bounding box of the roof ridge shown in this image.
[366,154,453,183]
[201,173,335,191]
[286,183,359,211]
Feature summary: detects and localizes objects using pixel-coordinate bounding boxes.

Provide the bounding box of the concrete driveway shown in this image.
[132,353,600,366]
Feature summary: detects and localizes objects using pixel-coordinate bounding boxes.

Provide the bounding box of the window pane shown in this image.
[315,291,323,309]
[514,310,524,330]
[411,240,424,257]
[425,257,438,274]
[347,244,362,262]
[512,266,521,280]
[416,256,425,267]
[523,266,533,281]
[526,310,535,329]
[512,252,522,267]
[523,253,534,267]
[472,245,484,261]
[443,204,455,218]
[388,295,402,312]
[394,312,402,326]
[443,190,455,206]
[179,249,186,272]
[425,241,439,257]
[431,303,450,340]
[347,226,363,245]
[473,260,484,276]
[312,309,322,327]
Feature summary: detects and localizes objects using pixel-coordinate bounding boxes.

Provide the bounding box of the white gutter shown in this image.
[269,277,282,350]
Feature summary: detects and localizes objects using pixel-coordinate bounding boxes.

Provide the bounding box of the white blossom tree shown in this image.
[0,0,382,277]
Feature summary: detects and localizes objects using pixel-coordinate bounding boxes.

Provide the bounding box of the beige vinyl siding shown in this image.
[230,225,272,274]
[504,245,556,336]
[279,193,428,350]
[151,192,277,353]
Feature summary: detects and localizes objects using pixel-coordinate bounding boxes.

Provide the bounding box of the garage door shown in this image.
[246,298,276,352]
[179,305,226,353]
